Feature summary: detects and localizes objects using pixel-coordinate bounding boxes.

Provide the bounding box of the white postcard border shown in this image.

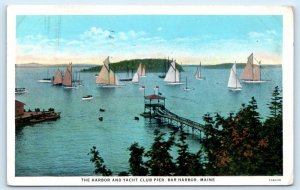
[7,5,294,186]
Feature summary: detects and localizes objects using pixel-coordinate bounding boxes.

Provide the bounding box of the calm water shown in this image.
[15,65,282,176]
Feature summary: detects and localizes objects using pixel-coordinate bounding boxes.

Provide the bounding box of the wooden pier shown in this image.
[15,100,61,127]
[141,94,207,139]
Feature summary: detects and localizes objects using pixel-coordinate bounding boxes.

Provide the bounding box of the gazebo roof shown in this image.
[145,94,165,100]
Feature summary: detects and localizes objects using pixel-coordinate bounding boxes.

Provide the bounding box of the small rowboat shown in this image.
[82,95,93,100]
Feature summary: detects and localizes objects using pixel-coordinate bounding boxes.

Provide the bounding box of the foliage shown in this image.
[88,146,112,176]
[201,87,283,175]
[144,130,176,176]
[175,132,204,176]
[128,142,148,176]
[81,58,183,73]
[267,86,282,118]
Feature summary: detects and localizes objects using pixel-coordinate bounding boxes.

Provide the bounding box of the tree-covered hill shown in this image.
[80,58,184,73]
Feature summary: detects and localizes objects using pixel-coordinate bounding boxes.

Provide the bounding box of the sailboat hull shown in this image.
[119,78,132,81]
[53,83,62,86]
[82,96,93,100]
[97,84,121,88]
[183,88,193,91]
[38,79,52,83]
[242,80,269,84]
[228,87,242,91]
[15,88,28,94]
[195,76,205,80]
[166,82,184,85]
[64,86,78,89]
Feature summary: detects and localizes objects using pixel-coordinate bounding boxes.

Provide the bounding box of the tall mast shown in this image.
[200,62,202,78]
[186,76,187,89]
[174,61,176,82]
[259,61,261,81]
[235,62,237,88]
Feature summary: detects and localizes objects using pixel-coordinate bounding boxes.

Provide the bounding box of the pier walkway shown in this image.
[142,94,207,139]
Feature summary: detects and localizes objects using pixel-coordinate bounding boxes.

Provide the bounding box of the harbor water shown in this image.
[15,65,282,176]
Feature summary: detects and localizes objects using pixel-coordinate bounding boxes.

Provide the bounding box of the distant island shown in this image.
[186,63,282,69]
[80,58,183,73]
[15,63,97,68]
[16,60,281,71]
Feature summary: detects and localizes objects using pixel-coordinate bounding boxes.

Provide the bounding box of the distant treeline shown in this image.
[188,63,282,69]
[80,59,184,73]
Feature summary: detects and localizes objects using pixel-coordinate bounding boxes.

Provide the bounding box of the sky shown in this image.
[16,15,283,65]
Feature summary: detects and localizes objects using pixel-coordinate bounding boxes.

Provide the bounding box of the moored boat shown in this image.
[38,69,52,83]
[164,60,183,85]
[63,62,78,89]
[183,77,193,91]
[240,53,269,83]
[53,68,63,85]
[96,56,121,88]
[228,63,242,91]
[195,62,205,80]
[15,88,28,94]
[82,95,93,100]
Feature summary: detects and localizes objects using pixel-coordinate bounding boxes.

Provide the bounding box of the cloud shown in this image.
[16,27,282,65]
[117,32,128,40]
[248,30,278,40]
[80,27,110,40]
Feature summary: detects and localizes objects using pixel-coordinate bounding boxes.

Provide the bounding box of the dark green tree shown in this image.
[88,146,112,176]
[144,130,176,176]
[128,142,148,176]
[268,86,283,118]
[201,113,224,175]
[176,132,204,176]
[227,97,263,175]
[260,86,283,175]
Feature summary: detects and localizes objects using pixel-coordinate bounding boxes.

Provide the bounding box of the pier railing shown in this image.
[153,105,207,138]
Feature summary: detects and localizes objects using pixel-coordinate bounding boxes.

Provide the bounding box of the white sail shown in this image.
[195,69,201,79]
[228,63,242,89]
[132,72,139,83]
[164,61,180,83]
[136,63,146,77]
[96,56,120,86]
[195,62,202,79]
[140,64,146,77]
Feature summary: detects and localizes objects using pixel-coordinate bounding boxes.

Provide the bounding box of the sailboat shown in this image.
[38,69,52,83]
[195,62,205,80]
[132,71,139,84]
[73,71,83,86]
[119,65,133,81]
[240,53,268,83]
[96,56,120,88]
[137,63,146,77]
[159,58,168,78]
[228,63,242,91]
[15,87,28,94]
[63,62,78,89]
[183,77,193,91]
[53,68,63,85]
[132,63,146,84]
[164,60,183,85]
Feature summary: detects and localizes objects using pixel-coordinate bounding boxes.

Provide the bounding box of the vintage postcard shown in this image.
[7,5,294,186]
